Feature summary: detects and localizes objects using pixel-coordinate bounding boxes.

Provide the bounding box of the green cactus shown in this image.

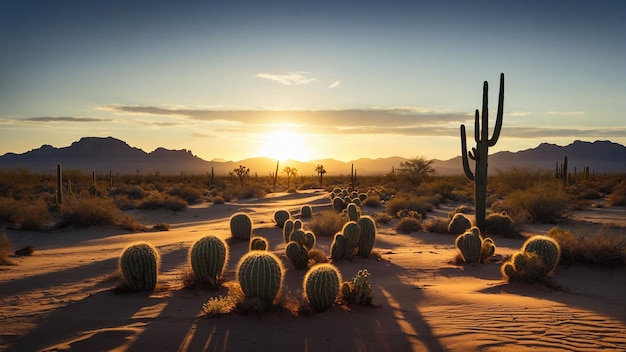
[455,227,482,263]
[283,219,295,244]
[286,241,309,270]
[521,235,560,275]
[289,229,306,245]
[249,236,269,251]
[357,216,376,258]
[460,73,505,233]
[293,219,303,231]
[190,235,228,289]
[332,197,344,212]
[237,251,284,303]
[342,269,373,306]
[230,212,252,241]
[448,212,473,235]
[330,233,346,261]
[274,209,291,228]
[303,230,316,250]
[300,205,313,219]
[56,163,63,204]
[480,237,496,263]
[303,263,342,311]
[347,203,360,221]
[341,221,360,259]
[120,242,160,292]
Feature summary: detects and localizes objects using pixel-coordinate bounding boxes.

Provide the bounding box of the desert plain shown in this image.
[1,190,625,352]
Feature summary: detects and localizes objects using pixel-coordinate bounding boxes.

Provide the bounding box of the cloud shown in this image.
[544,111,585,116]
[22,117,112,122]
[328,80,341,89]
[256,71,316,85]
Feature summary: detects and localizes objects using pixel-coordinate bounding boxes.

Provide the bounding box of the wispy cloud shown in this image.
[22,117,112,122]
[545,111,585,116]
[256,71,316,86]
[328,80,341,89]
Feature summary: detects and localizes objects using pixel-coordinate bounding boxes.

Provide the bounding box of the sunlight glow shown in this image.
[258,128,312,161]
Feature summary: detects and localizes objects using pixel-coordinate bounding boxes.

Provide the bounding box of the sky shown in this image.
[1,0,624,162]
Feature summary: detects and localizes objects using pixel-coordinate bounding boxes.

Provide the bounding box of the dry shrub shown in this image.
[0,197,52,230]
[423,217,450,234]
[505,181,569,223]
[484,212,522,238]
[168,186,203,202]
[608,180,626,206]
[361,195,382,208]
[238,185,267,199]
[547,226,626,268]
[117,213,147,232]
[307,210,345,237]
[163,196,188,211]
[386,193,432,218]
[211,195,225,204]
[373,212,393,225]
[60,196,119,227]
[113,194,136,210]
[394,217,424,234]
[0,231,15,265]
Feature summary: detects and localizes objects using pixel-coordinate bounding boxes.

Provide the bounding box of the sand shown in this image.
[1,189,624,352]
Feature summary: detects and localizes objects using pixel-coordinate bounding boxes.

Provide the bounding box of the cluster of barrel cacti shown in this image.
[119,242,160,292]
[331,221,360,261]
[237,251,284,305]
[284,221,316,270]
[330,188,367,211]
[190,235,229,289]
[230,212,253,240]
[501,235,561,282]
[341,269,373,306]
[455,227,496,263]
[303,263,342,311]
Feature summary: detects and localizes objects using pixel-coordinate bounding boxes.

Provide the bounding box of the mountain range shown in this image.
[1,137,625,176]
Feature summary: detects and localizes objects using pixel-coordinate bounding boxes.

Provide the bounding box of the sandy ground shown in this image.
[1,189,625,352]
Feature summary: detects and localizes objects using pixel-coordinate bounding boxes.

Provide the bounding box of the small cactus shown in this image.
[500,235,561,282]
[303,263,342,311]
[448,213,472,235]
[342,269,373,306]
[330,233,346,261]
[283,219,295,243]
[237,251,284,304]
[521,235,560,275]
[300,205,313,219]
[347,203,360,222]
[332,197,344,212]
[190,235,228,289]
[455,228,482,263]
[274,210,291,228]
[120,242,160,292]
[230,212,252,241]
[341,221,360,259]
[249,236,269,251]
[286,241,309,270]
[357,216,376,258]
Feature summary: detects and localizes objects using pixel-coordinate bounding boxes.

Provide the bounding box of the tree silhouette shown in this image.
[283,166,297,191]
[397,156,435,187]
[234,165,250,186]
[315,164,327,186]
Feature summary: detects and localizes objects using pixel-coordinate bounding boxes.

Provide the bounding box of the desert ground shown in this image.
[1,190,625,352]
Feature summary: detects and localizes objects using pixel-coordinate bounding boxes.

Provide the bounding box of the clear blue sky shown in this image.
[1,0,624,162]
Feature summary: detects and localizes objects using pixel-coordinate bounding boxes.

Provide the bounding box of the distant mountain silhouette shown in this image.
[0,137,624,176]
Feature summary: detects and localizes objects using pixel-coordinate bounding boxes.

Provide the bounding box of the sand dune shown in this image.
[1,190,624,351]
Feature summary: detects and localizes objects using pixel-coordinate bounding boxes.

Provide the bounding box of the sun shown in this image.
[259,128,311,161]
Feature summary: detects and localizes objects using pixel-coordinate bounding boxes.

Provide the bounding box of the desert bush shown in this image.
[117,213,147,232]
[361,195,382,208]
[138,193,166,210]
[307,210,345,237]
[237,185,267,199]
[505,181,569,223]
[113,194,136,210]
[547,226,626,268]
[168,185,203,203]
[394,217,423,234]
[163,196,188,211]
[386,193,431,218]
[448,213,472,235]
[417,176,472,202]
[423,217,450,234]
[608,180,626,206]
[210,195,225,204]
[448,204,472,219]
[372,212,393,225]
[60,196,119,227]
[484,211,522,238]
[111,185,148,200]
[0,231,15,265]
[491,167,551,197]
[19,198,53,231]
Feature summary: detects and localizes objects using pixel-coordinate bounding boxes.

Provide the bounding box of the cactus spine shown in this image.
[230,212,252,240]
[120,242,160,292]
[357,216,376,258]
[303,263,342,311]
[249,236,269,251]
[460,73,504,233]
[237,251,284,303]
[190,235,228,288]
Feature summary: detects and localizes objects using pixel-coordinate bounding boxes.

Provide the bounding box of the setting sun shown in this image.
[259,127,313,161]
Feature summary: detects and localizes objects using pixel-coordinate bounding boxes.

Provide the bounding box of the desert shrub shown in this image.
[113,194,136,210]
[423,217,450,234]
[362,195,382,208]
[505,181,569,223]
[394,217,423,234]
[372,212,393,225]
[491,167,551,197]
[0,231,15,265]
[211,195,225,204]
[19,198,53,231]
[386,193,431,218]
[608,180,626,206]
[117,213,147,232]
[547,226,626,268]
[138,193,166,210]
[448,213,472,235]
[111,185,147,200]
[484,211,522,238]
[448,204,472,219]
[307,210,345,237]
[163,196,188,211]
[60,196,119,227]
[238,185,267,199]
[168,186,203,203]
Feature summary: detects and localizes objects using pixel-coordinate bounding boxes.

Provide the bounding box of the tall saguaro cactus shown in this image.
[460,73,504,233]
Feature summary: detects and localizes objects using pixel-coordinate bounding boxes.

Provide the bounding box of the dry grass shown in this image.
[0,231,15,265]
[423,217,450,234]
[394,217,424,234]
[547,226,626,268]
[504,181,569,223]
[385,193,432,218]
[60,196,119,227]
[307,210,346,237]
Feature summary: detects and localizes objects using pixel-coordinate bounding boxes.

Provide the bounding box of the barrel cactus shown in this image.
[300,205,313,219]
[274,209,291,228]
[332,197,344,212]
[286,241,309,270]
[501,235,561,282]
[190,235,228,289]
[237,251,284,304]
[249,236,269,251]
[303,263,342,311]
[448,213,472,235]
[330,233,346,261]
[455,227,482,263]
[521,235,560,275]
[357,216,376,258]
[283,219,295,243]
[341,221,361,259]
[120,242,160,292]
[347,203,360,222]
[230,212,252,241]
